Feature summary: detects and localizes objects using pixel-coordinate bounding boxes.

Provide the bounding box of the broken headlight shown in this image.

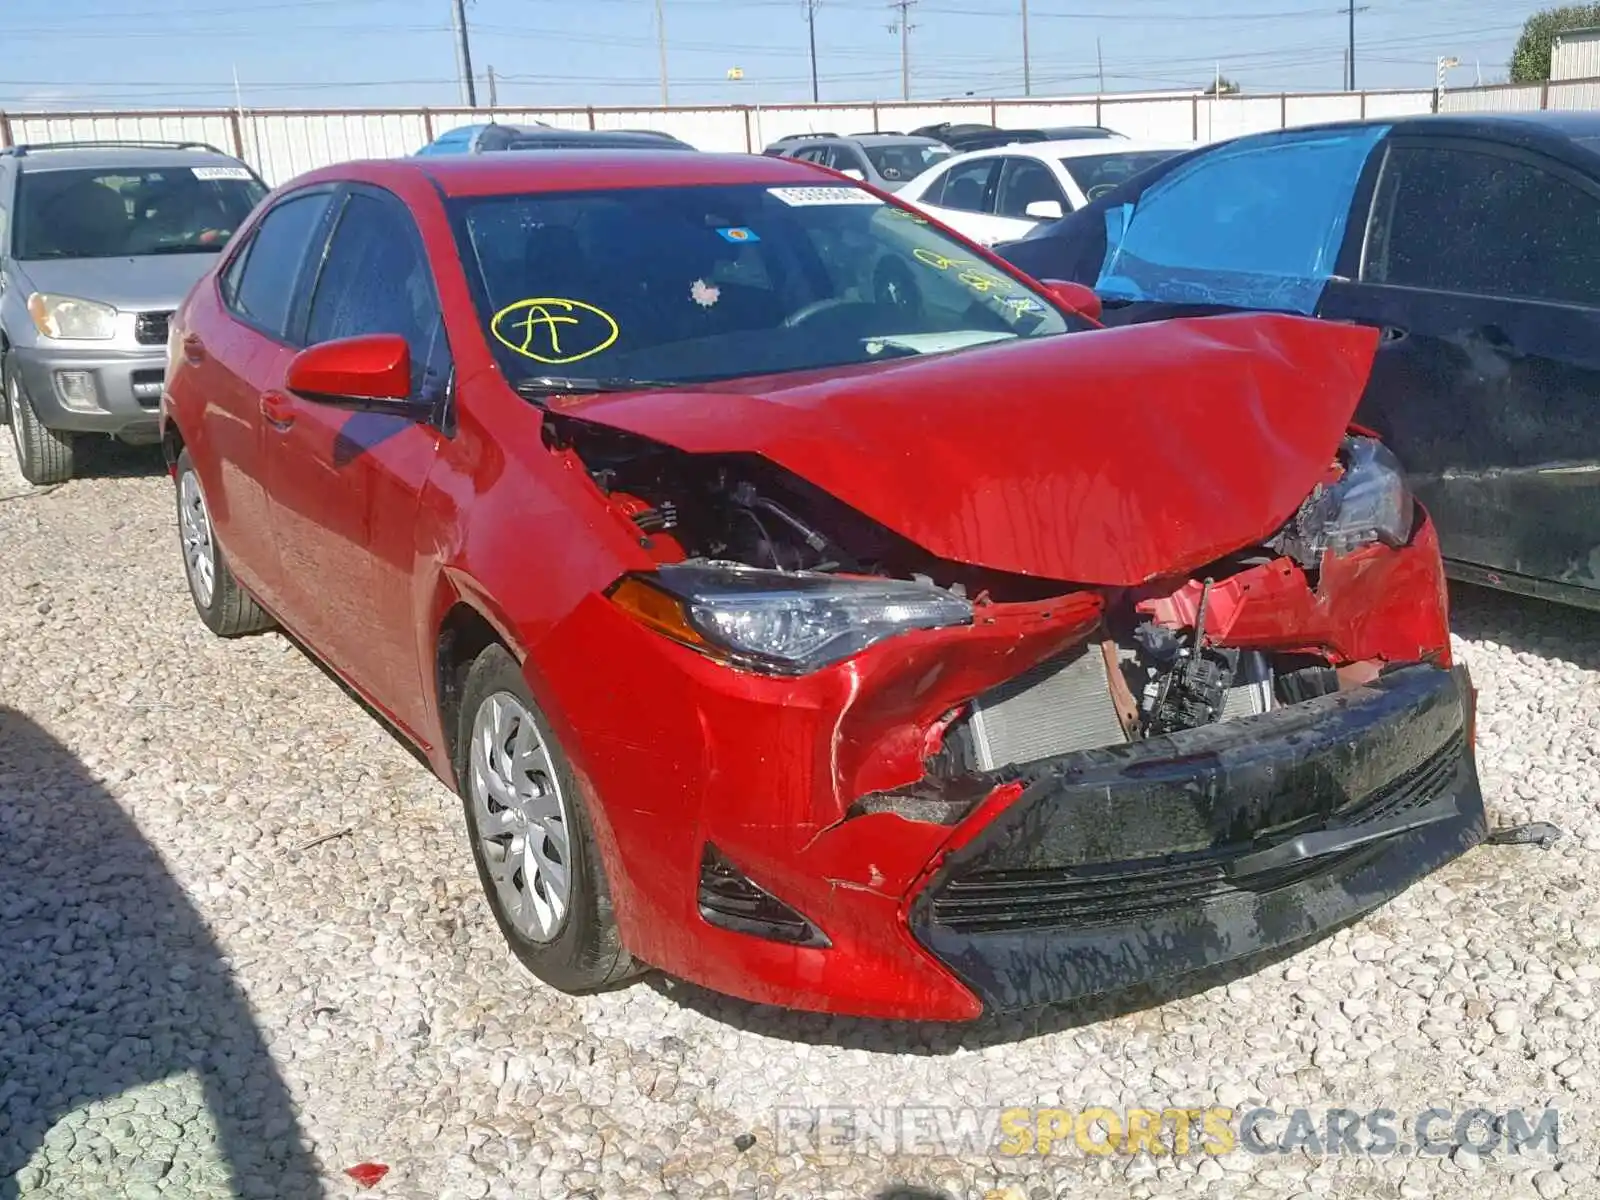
[1269,435,1415,566]
[610,564,973,674]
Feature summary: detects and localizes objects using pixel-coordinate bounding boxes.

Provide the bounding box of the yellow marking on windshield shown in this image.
[491,298,619,364]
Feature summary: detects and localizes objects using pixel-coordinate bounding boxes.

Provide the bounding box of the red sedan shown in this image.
[160,150,1486,1020]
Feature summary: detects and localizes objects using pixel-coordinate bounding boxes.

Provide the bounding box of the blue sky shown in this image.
[2,0,1547,111]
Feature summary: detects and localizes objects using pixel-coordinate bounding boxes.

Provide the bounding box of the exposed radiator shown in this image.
[1219,650,1275,722]
[968,645,1130,770]
[966,646,1277,771]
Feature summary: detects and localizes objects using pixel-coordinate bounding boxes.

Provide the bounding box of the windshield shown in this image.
[14,166,266,260]
[451,181,1071,388]
[1060,151,1181,201]
[863,143,952,184]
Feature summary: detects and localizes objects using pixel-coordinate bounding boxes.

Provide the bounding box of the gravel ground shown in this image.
[2,435,1599,1200]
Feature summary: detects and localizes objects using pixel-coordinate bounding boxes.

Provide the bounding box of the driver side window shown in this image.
[305,192,450,401]
[931,159,996,213]
[995,157,1067,218]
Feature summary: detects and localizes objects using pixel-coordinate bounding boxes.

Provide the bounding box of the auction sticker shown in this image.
[767,186,883,207]
[193,166,254,180]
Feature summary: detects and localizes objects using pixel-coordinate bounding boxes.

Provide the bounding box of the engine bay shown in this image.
[551,415,1388,771]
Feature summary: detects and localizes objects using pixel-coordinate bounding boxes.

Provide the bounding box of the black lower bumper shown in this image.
[908,664,1487,1013]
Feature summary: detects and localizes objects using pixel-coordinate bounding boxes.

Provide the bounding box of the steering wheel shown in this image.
[1087,183,1119,201]
[782,296,854,328]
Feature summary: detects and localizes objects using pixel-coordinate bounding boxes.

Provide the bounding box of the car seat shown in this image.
[41,179,129,257]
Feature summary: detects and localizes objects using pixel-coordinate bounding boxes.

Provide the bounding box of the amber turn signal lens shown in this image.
[609,575,708,648]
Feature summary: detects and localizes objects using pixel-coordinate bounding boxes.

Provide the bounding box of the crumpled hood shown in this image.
[15,254,218,313]
[560,312,1381,586]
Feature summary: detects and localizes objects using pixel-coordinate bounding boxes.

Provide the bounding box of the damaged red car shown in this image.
[160,150,1487,1020]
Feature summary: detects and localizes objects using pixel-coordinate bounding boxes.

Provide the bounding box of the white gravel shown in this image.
[2,436,1599,1200]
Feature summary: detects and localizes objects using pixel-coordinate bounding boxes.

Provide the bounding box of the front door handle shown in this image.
[259,390,295,431]
[1379,325,1408,343]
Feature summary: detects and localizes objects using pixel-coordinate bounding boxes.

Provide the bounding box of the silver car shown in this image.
[0,140,268,483]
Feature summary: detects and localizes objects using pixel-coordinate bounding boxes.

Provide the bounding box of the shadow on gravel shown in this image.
[1447,581,1600,668]
[649,912,1367,1053]
[0,708,321,1200]
[61,438,169,482]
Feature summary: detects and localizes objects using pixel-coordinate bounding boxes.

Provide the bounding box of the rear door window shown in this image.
[230,190,334,338]
[1364,142,1600,307]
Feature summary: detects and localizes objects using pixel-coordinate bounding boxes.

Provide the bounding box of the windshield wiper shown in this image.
[513,376,675,399]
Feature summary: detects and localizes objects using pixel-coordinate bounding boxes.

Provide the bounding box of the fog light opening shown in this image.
[696,843,831,948]
[53,370,101,412]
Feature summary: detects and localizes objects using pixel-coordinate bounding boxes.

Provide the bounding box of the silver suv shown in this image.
[760,132,953,192]
[0,140,268,483]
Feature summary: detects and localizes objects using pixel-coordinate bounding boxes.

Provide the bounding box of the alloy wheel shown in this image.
[178,468,217,608]
[469,692,573,943]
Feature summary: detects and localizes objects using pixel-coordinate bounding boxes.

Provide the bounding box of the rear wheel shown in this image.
[175,448,273,637]
[7,362,75,485]
[457,645,638,993]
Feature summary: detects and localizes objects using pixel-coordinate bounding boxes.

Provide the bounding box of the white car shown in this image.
[895,138,1189,246]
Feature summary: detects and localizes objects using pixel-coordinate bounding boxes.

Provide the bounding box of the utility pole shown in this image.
[451,0,477,107]
[888,0,915,102]
[655,0,670,107]
[1021,0,1031,96]
[1346,0,1356,90]
[1096,36,1105,93]
[804,0,820,103]
[487,65,498,107]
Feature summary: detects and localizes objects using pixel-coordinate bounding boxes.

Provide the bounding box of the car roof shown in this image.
[945,138,1187,163]
[327,150,837,198]
[4,143,250,174]
[849,134,949,147]
[1228,110,1600,148]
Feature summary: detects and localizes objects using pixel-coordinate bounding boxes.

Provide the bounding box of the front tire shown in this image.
[174,447,273,637]
[7,361,75,485]
[456,645,637,993]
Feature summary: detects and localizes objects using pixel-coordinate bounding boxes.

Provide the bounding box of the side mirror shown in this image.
[1041,279,1103,323]
[1024,199,1064,221]
[840,167,867,181]
[286,334,415,410]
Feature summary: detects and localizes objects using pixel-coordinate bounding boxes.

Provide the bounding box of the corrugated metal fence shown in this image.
[2,79,1596,186]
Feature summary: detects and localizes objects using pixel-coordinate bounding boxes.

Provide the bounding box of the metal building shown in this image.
[1552,26,1600,81]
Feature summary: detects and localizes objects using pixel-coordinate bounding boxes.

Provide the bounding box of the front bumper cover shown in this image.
[907,663,1486,1014]
[9,344,166,438]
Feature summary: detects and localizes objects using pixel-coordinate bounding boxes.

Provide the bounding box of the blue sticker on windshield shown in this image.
[717,226,760,243]
[1094,125,1390,316]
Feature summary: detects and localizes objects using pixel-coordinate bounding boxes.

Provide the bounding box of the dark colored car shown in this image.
[998,112,1600,611]
[161,149,1484,1020]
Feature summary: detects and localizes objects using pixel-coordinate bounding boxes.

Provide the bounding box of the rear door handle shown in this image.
[259,390,295,431]
[1379,325,1408,343]
[182,333,206,364]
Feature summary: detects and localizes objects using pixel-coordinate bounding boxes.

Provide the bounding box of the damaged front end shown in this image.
[538,353,1484,1019]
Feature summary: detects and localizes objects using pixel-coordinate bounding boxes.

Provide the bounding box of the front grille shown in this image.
[929,731,1463,934]
[131,368,164,408]
[134,311,172,346]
